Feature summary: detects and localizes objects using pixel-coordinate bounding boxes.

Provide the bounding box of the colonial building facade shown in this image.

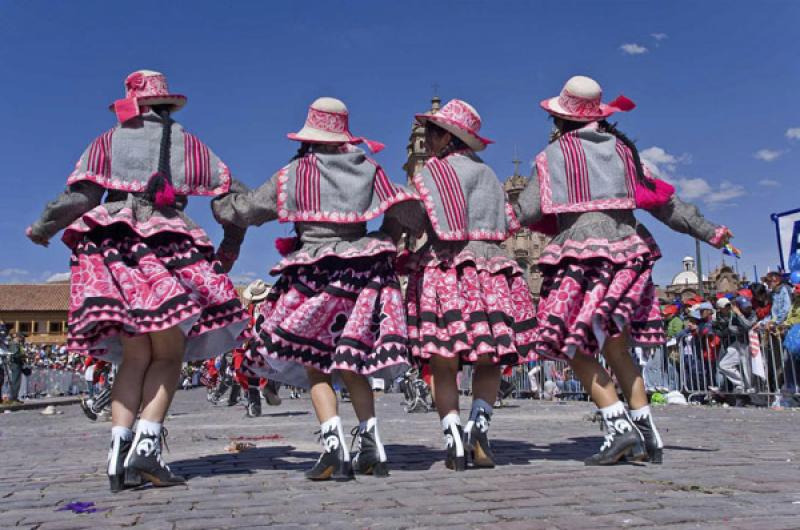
[0,283,69,345]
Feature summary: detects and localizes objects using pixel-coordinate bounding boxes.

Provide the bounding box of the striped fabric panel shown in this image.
[428,158,467,232]
[295,154,321,212]
[373,166,395,202]
[559,133,590,203]
[184,132,211,189]
[86,129,114,177]
[614,139,637,199]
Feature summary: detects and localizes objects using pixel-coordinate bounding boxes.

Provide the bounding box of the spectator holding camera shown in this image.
[712,297,757,393]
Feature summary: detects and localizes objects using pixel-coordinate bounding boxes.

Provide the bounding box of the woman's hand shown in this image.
[710,227,733,249]
[26,226,49,247]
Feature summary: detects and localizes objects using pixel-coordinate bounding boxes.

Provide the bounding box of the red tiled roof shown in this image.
[0,283,71,312]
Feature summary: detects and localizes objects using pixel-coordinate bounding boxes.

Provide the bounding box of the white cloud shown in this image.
[758,179,781,187]
[0,268,29,277]
[704,181,746,205]
[786,128,800,140]
[754,149,783,162]
[46,272,71,283]
[620,43,648,55]
[651,33,668,41]
[229,271,260,285]
[641,146,745,206]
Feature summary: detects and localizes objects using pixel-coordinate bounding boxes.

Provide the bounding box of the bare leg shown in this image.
[603,333,648,410]
[112,335,152,429]
[306,367,337,423]
[568,353,618,408]
[339,371,375,422]
[139,327,185,423]
[471,360,501,406]
[430,356,460,419]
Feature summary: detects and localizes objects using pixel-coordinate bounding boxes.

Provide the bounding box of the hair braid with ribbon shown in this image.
[146,106,177,207]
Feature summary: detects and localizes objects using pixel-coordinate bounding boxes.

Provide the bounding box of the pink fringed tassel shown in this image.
[154,179,176,207]
[635,177,675,210]
[275,237,298,256]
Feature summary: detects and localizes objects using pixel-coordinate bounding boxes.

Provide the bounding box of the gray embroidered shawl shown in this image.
[412,152,519,241]
[66,112,230,196]
[276,145,416,223]
[536,127,637,214]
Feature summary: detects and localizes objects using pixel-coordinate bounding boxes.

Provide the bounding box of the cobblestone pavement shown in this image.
[1,388,799,529]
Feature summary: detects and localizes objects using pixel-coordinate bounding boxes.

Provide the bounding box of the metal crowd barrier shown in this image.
[1,368,84,399]
[452,326,799,407]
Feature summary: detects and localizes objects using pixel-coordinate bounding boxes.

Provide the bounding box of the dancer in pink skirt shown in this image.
[26,70,249,491]
[384,99,537,471]
[516,76,732,465]
[213,97,416,480]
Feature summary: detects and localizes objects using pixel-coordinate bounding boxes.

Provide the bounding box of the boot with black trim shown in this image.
[351,418,389,477]
[107,432,134,493]
[246,386,262,418]
[630,406,664,464]
[124,428,186,487]
[585,404,646,466]
[305,416,354,481]
[465,407,496,468]
[442,414,466,471]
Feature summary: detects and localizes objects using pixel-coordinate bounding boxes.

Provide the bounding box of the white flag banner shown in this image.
[749,330,767,380]
[772,208,800,271]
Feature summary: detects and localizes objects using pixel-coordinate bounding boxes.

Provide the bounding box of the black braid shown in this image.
[599,119,651,189]
[146,105,174,202]
[156,106,173,178]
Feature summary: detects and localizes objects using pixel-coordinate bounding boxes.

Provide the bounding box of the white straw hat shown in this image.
[243,279,270,302]
[287,97,384,153]
[540,75,635,122]
[415,98,493,152]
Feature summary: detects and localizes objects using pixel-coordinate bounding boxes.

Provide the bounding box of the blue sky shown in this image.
[1,0,798,287]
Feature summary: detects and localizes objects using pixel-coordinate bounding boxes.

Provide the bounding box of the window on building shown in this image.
[34,321,48,334]
[18,322,32,334]
[48,322,63,334]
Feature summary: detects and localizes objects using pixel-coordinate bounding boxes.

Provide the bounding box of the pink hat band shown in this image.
[111,70,186,124]
[125,71,171,99]
[558,89,603,118]
[288,103,384,153]
[437,99,482,134]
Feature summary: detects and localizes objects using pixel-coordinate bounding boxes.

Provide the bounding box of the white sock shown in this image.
[111,426,133,441]
[359,417,377,433]
[629,405,651,421]
[320,415,341,434]
[135,419,162,437]
[599,401,626,421]
[441,412,461,431]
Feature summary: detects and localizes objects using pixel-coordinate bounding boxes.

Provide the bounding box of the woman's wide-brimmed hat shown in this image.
[415,98,493,152]
[243,279,270,302]
[540,75,635,123]
[109,70,187,123]
[287,97,384,153]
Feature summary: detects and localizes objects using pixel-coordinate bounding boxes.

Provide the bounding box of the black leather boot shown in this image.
[443,421,466,471]
[227,383,241,406]
[262,380,282,406]
[305,421,354,481]
[246,386,262,418]
[465,408,496,468]
[107,436,133,493]
[585,408,647,466]
[124,430,186,487]
[351,423,389,477]
[631,411,664,464]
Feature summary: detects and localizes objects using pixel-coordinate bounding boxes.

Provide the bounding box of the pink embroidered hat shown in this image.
[109,70,187,123]
[540,76,635,122]
[287,97,384,153]
[415,99,493,152]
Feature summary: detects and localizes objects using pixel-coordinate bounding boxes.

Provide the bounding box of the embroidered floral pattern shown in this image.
[305,106,349,133]
[558,89,602,117]
[125,71,170,98]
[538,234,662,266]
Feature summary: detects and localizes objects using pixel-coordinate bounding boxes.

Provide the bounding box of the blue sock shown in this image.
[469,398,493,422]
